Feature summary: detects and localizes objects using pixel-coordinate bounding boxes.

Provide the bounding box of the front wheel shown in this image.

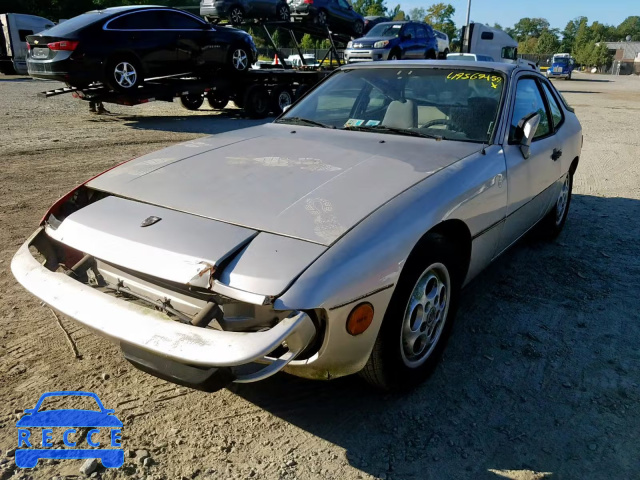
[314,10,328,25]
[360,233,462,391]
[537,171,573,239]
[229,6,244,24]
[353,20,364,36]
[389,50,401,61]
[276,3,290,21]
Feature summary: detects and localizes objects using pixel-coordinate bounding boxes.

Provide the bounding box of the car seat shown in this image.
[382,99,417,129]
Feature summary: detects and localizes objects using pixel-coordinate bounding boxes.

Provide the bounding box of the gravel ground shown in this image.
[1,72,639,480]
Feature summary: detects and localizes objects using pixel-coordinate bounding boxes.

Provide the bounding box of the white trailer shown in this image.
[461,22,518,64]
[0,13,54,74]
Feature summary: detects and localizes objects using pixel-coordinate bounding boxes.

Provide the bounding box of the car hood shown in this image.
[16,410,123,428]
[88,123,480,247]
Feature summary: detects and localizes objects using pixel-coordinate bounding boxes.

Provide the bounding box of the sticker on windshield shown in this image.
[447,72,503,86]
[365,120,380,126]
[345,119,365,127]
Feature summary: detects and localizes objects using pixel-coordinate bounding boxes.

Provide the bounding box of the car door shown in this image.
[104,10,178,77]
[334,0,352,31]
[415,24,428,57]
[402,24,418,58]
[158,10,210,74]
[497,74,562,254]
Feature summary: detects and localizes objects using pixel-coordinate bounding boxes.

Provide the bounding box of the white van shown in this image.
[460,22,518,64]
[433,30,449,59]
[1,13,54,74]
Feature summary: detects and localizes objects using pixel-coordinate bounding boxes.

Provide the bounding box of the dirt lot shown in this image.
[1,72,639,480]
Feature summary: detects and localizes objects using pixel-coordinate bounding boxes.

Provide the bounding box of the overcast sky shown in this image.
[399,0,637,30]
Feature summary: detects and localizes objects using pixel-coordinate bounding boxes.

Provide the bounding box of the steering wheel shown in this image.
[420,118,462,131]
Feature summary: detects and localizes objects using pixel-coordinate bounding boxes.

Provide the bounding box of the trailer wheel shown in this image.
[180,93,204,111]
[243,85,270,119]
[207,94,229,110]
[271,86,293,115]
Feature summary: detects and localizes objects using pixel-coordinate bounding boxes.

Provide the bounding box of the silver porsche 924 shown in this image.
[12,61,582,391]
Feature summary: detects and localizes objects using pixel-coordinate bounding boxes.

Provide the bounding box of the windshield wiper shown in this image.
[343,124,442,140]
[276,117,335,129]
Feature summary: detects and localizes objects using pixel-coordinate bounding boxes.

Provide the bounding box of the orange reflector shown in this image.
[346,303,374,336]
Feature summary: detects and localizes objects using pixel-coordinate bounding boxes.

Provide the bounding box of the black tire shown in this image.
[314,9,328,25]
[360,233,463,391]
[229,5,244,24]
[425,49,437,59]
[537,171,573,240]
[295,83,310,100]
[0,61,16,75]
[276,3,290,21]
[389,50,401,61]
[353,20,364,36]
[106,56,142,92]
[439,48,449,59]
[207,94,229,109]
[228,44,251,73]
[242,84,270,118]
[270,86,294,115]
[180,93,204,111]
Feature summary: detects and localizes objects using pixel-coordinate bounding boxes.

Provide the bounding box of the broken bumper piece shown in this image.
[11,228,317,389]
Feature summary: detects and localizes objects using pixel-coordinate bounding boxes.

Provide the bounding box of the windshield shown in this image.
[366,23,402,38]
[278,67,505,143]
[553,58,569,65]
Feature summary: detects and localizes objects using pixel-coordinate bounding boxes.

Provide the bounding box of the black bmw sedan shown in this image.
[26,6,257,90]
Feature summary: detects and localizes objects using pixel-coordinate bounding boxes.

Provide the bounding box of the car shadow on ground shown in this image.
[119,110,272,135]
[558,90,600,94]
[0,77,33,82]
[231,193,640,480]
[566,77,611,82]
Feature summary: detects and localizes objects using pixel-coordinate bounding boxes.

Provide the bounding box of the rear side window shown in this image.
[510,78,551,141]
[541,81,564,130]
[404,24,416,39]
[416,26,426,38]
[160,11,205,29]
[18,30,33,41]
[108,11,163,30]
[37,12,105,36]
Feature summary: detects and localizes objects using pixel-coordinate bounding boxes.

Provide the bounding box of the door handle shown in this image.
[551,148,562,161]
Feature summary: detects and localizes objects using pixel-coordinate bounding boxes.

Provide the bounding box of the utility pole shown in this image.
[463,0,471,53]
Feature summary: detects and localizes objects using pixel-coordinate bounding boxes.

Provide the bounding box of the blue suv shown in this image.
[344,21,438,63]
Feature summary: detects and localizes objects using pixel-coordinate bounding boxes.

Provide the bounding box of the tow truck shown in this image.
[36,20,350,118]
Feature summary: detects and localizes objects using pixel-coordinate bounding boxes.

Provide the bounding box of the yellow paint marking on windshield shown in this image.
[447,72,502,84]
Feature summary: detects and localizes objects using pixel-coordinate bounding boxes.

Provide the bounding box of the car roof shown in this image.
[86,5,165,14]
[342,59,519,74]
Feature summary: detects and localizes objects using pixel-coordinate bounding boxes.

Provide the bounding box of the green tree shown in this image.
[559,17,585,53]
[408,7,425,22]
[387,4,401,18]
[352,0,386,16]
[518,36,539,54]
[300,34,315,49]
[392,9,406,21]
[508,17,550,42]
[535,29,560,54]
[617,16,640,41]
[424,3,456,40]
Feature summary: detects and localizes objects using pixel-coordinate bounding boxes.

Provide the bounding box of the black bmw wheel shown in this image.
[229,6,244,24]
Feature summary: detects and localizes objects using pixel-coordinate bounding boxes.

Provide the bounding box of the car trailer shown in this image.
[36,21,349,118]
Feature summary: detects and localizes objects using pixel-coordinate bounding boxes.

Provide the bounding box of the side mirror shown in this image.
[516,112,540,159]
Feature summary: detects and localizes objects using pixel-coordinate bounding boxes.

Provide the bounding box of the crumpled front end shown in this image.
[11,189,326,391]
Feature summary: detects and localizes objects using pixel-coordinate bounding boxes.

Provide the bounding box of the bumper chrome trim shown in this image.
[11,228,316,371]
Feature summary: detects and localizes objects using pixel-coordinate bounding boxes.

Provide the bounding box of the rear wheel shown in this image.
[270,86,293,115]
[314,10,328,25]
[242,84,270,118]
[425,49,437,59]
[180,93,204,110]
[106,56,142,91]
[360,233,462,391]
[538,171,573,239]
[229,6,244,24]
[276,3,290,21]
[229,45,251,72]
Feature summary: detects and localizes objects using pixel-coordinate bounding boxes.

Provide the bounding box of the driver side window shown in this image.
[510,78,551,142]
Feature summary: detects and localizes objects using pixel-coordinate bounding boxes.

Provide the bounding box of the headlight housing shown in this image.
[374,40,390,49]
[347,41,353,48]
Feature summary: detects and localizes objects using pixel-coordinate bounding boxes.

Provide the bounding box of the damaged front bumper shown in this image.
[11,228,317,390]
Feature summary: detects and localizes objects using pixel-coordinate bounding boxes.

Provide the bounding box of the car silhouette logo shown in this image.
[15,391,124,469]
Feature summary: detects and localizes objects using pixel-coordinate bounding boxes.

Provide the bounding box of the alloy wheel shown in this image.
[114,61,137,88]
[555,174,570,225]
[278,5,290,21]
[400,263,451,368]
[232,48,248,71]
[230,7,243,24]
[277,90,292,111]
[317,11,327,24]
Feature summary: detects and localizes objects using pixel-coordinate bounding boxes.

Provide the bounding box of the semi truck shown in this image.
[0,13,54,74]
